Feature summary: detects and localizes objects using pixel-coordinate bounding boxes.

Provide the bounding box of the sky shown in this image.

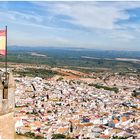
[0,1,140,51]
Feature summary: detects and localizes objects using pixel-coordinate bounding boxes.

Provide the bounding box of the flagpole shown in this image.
[5,26,7,81]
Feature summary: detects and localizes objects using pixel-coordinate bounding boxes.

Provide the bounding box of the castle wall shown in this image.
[0,112,14,139]
[0,73,15,139]
[8,88,15,111]
[0,89,2,114]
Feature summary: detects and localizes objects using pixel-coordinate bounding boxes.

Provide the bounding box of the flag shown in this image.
[0,30,6,56]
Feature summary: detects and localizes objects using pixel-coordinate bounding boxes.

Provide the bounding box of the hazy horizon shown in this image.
[1,1,140,51]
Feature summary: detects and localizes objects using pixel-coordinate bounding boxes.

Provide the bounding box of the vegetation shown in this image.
[47,110,52,113]
[56,77,64,81]
[89,83,119,93]
[132,90,140,97]
[18,132,44,139]
[13,68,58,79]
[52,134,66,139]
[112,136,128,139]
[0,47,139,73]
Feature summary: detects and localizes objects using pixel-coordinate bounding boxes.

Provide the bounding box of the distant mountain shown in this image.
[8,45,140,59]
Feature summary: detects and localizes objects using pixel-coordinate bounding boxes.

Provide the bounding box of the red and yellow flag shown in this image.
[0,30,6,56]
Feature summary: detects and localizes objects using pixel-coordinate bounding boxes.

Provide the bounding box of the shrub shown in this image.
[88,83,119,93]
[52,134,66,139]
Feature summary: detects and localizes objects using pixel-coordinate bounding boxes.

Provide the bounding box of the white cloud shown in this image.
[50,3,127,29]
[32,2,140,30]
[46,1,140,48]
[2,2,140,31]
[1,1,140,50]
[0,10,43,24]
[108,31,135,41]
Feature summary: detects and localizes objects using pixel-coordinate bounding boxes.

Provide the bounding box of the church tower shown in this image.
[0,73,15,139]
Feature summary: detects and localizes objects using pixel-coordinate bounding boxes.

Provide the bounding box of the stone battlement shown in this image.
[0,72,15,139]
[0,112,15,139]
[0,73,15,115]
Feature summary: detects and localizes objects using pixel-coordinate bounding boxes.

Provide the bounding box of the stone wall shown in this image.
[0,112,14,139]
[0,88,3,114]
[0,99,14,115]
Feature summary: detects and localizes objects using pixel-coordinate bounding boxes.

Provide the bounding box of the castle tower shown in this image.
[0,73,15,139]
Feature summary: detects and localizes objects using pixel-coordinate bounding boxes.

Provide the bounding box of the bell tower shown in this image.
[0,73,15,139]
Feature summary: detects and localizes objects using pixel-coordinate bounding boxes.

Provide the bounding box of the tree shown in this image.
[52,134,66,139]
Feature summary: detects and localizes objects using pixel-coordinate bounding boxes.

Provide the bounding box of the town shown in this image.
[13,64,140,139]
